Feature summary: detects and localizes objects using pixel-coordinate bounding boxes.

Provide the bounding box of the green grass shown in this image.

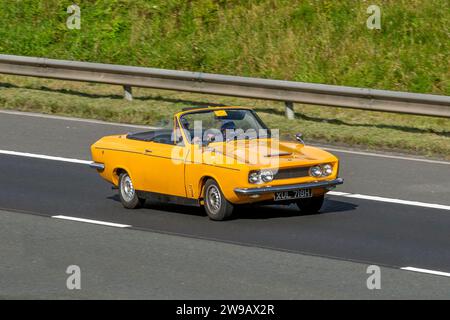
[0,1,448,159]
[0,0,448,94]
[1,75,449,160]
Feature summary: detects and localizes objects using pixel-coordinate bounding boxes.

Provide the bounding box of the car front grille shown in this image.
[274,166,310,180]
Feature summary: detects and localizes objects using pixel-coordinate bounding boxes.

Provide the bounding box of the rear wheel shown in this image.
[296,195,324,214]
[118,172,145,209]
[203,179,234,221]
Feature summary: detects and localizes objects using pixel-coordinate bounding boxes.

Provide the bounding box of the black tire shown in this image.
[296,195,324,214]
[203,179,234,221]
[118,172,145,209]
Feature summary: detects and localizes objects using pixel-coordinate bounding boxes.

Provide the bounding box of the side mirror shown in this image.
[295,133,305,144]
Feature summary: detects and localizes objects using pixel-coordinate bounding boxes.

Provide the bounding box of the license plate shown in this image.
[274,189,312,201]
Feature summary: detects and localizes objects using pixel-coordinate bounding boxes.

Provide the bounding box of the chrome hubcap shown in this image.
[206,185,221,215]
[121,175,135,202]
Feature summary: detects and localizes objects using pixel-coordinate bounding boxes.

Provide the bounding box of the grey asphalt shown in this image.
[1,155,450,273]
[1,110,450,299]
[1,209,449,299]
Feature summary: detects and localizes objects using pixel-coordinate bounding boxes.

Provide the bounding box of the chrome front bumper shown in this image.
[234,178,344,195]
[89,162,105,171]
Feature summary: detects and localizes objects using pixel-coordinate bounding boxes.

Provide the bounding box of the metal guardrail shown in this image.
[0,54,449,118]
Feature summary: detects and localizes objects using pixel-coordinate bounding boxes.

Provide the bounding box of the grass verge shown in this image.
[1,75,449,160]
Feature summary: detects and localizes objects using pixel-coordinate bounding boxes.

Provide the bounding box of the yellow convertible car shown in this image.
[90,106,343,220]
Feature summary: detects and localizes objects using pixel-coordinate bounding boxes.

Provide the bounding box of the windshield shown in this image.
[179,109,269,144]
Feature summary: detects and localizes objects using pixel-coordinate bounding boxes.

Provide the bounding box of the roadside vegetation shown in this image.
[0,1,448,158]
[0,0,448,94]
[1,75,449,160]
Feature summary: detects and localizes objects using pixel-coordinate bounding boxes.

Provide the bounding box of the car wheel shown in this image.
[118,172,145,209]
[203,179,234,221]
[296,195,324,214]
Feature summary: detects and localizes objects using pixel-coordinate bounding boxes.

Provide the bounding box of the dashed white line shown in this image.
[52,215,131,228]
[328,191,450,211]
[0,109,154,129]
[0,149,90,165]
[326,191,350,196]
[401,267,450,278]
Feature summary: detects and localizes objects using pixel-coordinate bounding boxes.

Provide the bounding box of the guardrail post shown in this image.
[285,101,295,119]
[123,85,133,101]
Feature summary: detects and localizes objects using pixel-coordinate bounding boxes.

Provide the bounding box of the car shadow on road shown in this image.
[232,199,358,220]
[107,194,206,217]
[107,194,357,220]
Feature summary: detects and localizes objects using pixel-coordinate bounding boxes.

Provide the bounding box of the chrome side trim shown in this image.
[89,162,105,171]
[234,178,344,195]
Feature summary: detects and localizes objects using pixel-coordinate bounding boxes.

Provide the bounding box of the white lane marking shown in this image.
[0,109,154,129]
[0,149,90,165]
[316,145,450,165]
[328,191,450,211]
[325,191,350,196]
[52,215,131,228]
[2,148,450,211]
[401,267,450,278]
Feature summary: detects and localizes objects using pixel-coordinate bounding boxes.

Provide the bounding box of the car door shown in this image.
[142,123,188,197]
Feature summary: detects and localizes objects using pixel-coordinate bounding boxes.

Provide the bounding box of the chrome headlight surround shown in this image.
[248,170,274,184]
[322,164,333,176]
[309,164,333,178]
[248,171,261,184]
[260,170,274,183]
[309,165,323,177]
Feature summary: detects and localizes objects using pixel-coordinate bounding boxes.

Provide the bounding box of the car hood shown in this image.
[205,139,337,167]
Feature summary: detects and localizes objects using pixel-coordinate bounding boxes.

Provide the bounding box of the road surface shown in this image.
[0,110,449,299]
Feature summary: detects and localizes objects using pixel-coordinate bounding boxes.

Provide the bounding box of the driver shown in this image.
[220,120,236,140]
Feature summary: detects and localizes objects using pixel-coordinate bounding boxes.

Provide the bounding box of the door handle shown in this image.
[145,149,152,153]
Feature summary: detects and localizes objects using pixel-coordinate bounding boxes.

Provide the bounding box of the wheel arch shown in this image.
[198,175,225,200]
[112,166,132,186]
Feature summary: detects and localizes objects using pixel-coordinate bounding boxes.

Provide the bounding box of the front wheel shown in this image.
[118,172,145,209]
[296,195,324,214]
[203,179,234,221]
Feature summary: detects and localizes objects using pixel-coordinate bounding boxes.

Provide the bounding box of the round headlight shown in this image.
[248,171,260,184]
[322,164,333,176]
[260,170,274,182]
[309,165,322,177]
